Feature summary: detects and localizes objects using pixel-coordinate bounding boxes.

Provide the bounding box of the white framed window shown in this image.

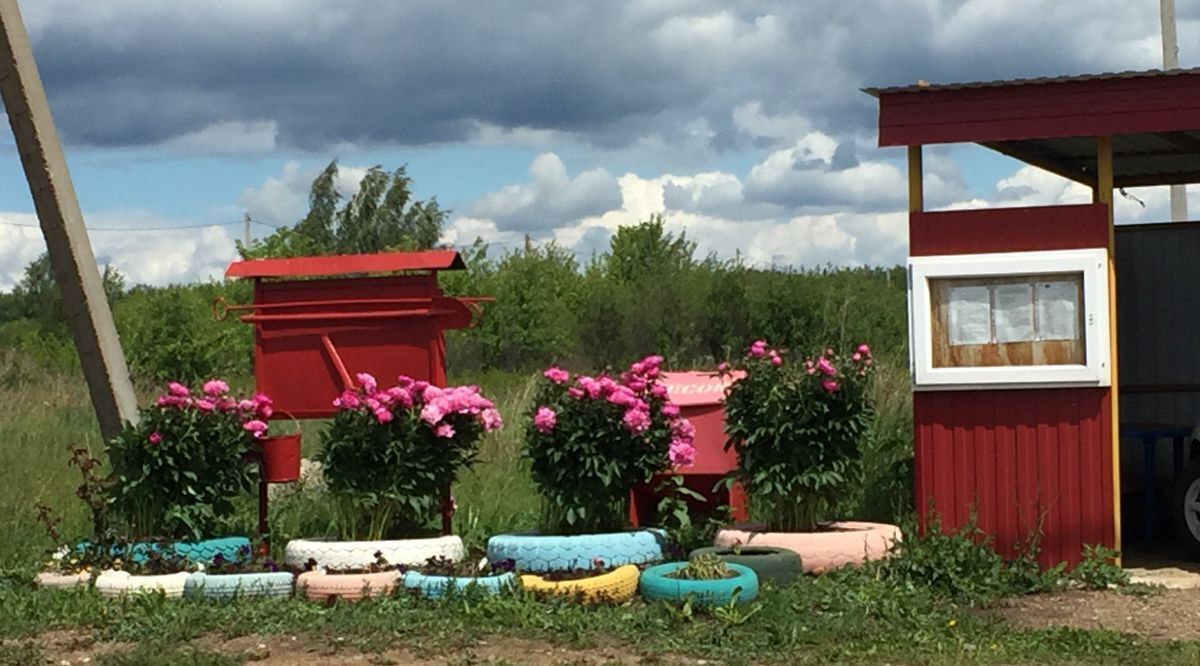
[908,248,1111,390]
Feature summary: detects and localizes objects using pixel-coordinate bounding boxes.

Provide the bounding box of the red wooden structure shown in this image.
[871,67,1200,568]
[221,250,484,419]
[222,250,486,539]
[629,371,749,526]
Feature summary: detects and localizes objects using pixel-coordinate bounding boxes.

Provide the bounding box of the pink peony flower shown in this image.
[481,408,503,431]
[857,343,872,357]
[821,379,840,394]
[577,376,602,399]
[629,361,646,375]
[717,361,730,373]
[333,391,360,410]
[626,378,647,393]
[770,353,783,367]
[420,402,446,426]
[202,379,229,397]
[749,340,768,358]
[243,419,268,438]
[195,398,216,412]
[851,352,862,362]
[387,387,415,408]
[356,372,377,393]
[622,408,652,434]
[543,366,570,384]
[374,407,393,424]
[217,397,238,412]
[534,406,557,434]
[672,419,696,441]
[435,423,456,438]
[662,403,681,419]
[238,399,256,412]
[167,381,190,397]
[253,394,274,419]
[650,384,668,399]
[147,432,162,445]
[642,355,664,370]
[816,357,837,377]
[669,439,697,467]
[567,387,584,399]
[156,395,187,408]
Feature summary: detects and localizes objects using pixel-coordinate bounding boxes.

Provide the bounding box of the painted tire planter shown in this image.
[688,546,803,587]
[94,571,190,598]
[296,570,399,602]
[640,562,759,605]
[487,530,666,573]
[519,564,640,604]
[184,572,294,599]
[284,536,464,570]
[402,571,516,599]
[714,521,901,574]
[73,537,252,565]
[35,572,90,590]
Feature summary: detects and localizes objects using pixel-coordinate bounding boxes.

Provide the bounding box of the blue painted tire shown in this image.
[486,530,667,573]
[184,572,294,599]
[639,562,759,605]
[401,571,516,599]
[75,537,252,565]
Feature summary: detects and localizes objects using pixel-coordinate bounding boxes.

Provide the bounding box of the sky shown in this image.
[1,0,1199,290]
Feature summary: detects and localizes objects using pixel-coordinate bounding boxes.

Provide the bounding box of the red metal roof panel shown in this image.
[864,67,1200,96]
[225,250,465,279]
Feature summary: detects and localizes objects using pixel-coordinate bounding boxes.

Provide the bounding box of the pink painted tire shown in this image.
[296,570,399,602]
[714,521,901,574]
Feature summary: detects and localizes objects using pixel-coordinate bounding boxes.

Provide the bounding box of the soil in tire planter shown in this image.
[688,546,803,587]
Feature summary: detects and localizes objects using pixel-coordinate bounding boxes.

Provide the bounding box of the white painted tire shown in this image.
[284,536,464,570]
[94,570,189,599]
[35,571,90,590]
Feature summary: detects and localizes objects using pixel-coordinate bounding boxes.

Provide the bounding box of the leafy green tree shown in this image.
[240,160,447,258]
[7,253,124,332]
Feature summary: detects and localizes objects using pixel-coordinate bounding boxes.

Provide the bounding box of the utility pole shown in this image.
[244,213,252,246]
[1162,0,1188,221]
[0,0,138,438]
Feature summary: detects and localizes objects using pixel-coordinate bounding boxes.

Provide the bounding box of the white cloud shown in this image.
[468,153,622,231]
[0,209,239,291]
[163,120,278,156]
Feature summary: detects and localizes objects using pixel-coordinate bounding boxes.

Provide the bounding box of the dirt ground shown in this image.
[994,589,1200,642]
[7,630,706,665]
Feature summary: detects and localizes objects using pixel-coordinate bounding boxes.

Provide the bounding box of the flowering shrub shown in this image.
[106,380,273,540]
[723,341,875,532]
[317,373,502,540]
[524,355,696,534]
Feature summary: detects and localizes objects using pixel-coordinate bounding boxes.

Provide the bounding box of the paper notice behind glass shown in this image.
[947,286,991,345]
[1037,281,1079,341]
[993,283,1035,342]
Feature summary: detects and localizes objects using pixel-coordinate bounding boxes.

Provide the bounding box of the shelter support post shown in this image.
[1095,135,1122,563]
[0,0,137,439]
[908,146,924,212]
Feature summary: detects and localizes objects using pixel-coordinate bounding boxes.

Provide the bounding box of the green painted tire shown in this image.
[639,562,758,605]
[688,546,802,587]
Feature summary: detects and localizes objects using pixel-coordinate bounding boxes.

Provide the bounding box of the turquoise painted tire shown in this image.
[401,571,516,599]
[184,572,294,599]
[75,537,252,565]
[639,562,759,605]
[486,530,667,573]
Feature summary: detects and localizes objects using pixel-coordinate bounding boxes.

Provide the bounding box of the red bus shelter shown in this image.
[870,68,1200,568]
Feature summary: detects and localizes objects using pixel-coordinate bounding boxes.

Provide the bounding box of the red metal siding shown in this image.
[910,204,1110,256]
[911,205,1115,569]
[877,71,1200,146]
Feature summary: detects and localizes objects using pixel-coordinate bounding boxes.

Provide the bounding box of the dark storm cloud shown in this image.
[24,0,1169,152]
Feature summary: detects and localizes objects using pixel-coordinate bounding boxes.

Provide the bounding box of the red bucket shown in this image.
[259,413,302,483]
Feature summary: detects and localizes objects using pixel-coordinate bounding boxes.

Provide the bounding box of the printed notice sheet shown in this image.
[1037,281,1079,341]
[992,283,1035,343]
[947,286,991,345]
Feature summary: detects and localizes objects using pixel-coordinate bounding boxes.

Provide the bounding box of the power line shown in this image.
[0,219,282,232]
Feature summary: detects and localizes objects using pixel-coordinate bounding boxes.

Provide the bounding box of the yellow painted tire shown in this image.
[519,564,639,604]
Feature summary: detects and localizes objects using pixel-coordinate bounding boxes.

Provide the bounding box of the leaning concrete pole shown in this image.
[0,0,137,438]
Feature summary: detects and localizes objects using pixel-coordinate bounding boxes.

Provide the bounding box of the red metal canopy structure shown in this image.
[223,250,484,420]
[870,68,1200,568]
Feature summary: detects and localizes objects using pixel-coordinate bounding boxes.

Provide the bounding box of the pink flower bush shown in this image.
[525,354,697,533]
[320,374,502,540]
[723,340,876,532]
